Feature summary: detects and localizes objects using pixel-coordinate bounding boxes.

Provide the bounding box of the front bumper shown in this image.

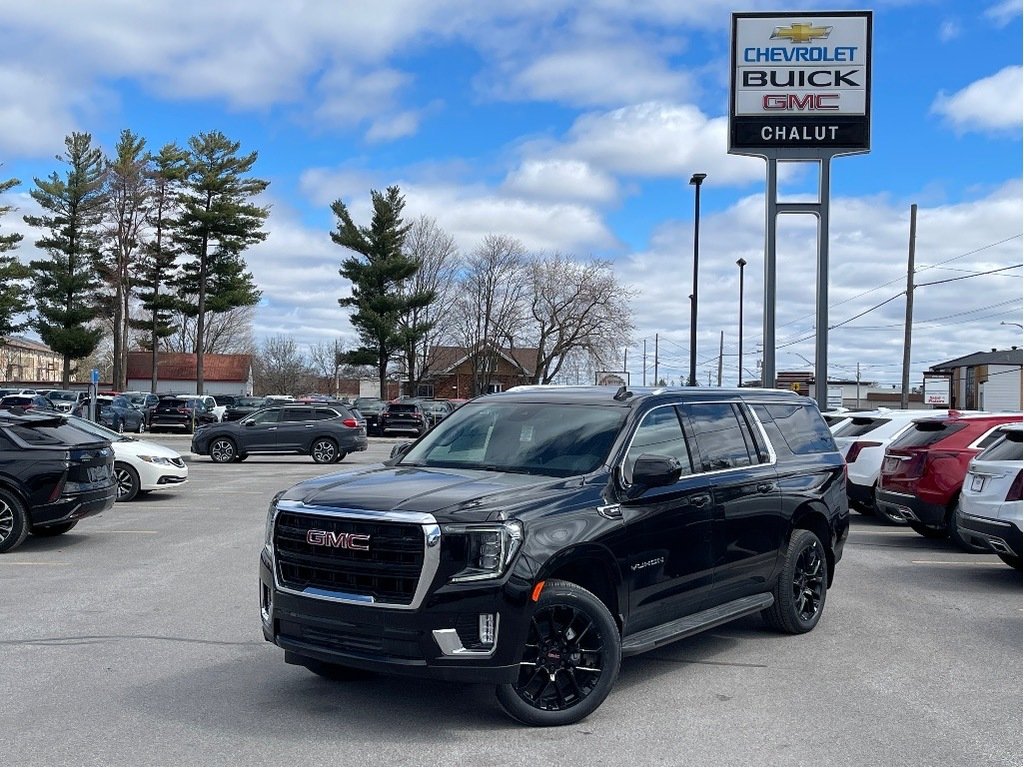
[955,509,1023,558]
[259,548,527,683]
[876,488,946,527]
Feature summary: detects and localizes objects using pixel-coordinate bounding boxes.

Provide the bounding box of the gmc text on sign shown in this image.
[729,11,872,154]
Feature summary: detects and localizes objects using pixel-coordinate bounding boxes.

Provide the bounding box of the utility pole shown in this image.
[901,204,917,409]
[653,333,659,386]
[642,339,647,386]
[717,331,724,386]
[856,362,861,409]
[623,347,627,377]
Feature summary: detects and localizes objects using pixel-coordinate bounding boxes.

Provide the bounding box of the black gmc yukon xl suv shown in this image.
[259,386,848,725]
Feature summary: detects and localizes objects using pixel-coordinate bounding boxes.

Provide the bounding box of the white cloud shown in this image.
[502,159,619,204]
[932,66,1024,133]
[984,0,1022,26]
[938,20,960,42]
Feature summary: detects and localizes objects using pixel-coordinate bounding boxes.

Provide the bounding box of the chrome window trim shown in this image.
[270,501,440,610]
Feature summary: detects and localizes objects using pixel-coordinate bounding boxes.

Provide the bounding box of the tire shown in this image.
[908,521,946,539]
[116,418,125,434]
[762,528,828,634]
[31,520,78,537]
[233,453,248,463]
[0,489,29,554]
[114,462,141,502]
[495,579,621,727]
[209,438,238,464]
[136,418,145,434]
[997,553,1023,570]
[334,451,347,463]
[947,498,989,553]
[311,438,338,464]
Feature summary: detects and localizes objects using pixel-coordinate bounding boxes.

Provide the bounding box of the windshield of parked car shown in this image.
[398,401,625,477]
[48,390,80,402]
[64,414,131,442]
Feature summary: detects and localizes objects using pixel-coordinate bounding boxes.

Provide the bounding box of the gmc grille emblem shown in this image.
[306,529,371,550]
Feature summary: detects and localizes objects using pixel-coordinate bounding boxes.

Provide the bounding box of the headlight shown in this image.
[445,521,523,583]
[137,455,174,465]
[265,492,285,550]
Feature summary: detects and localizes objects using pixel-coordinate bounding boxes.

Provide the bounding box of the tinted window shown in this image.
[623,406,694,485]
[7,420,107,446]
[388,404,419,414]
[977,430,1023,462]
[891,420,967,449]
[762,403,836,455]
[683,403,753,471]
[975,426,1015,450]
[281,408,314,422]
[158,398,186,410]
[833,417,891,438]
[751,404,790,458]
[250,409,281,424]
[313,408,341,420]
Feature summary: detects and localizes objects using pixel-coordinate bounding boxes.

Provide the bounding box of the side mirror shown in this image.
[242,418,255,426]
[631,454,683,489]
[386,442,413,465]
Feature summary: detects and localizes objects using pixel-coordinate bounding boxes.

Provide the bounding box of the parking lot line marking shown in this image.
[910,560,1006,566]
[0,562,71,566]
[101,530,159,534]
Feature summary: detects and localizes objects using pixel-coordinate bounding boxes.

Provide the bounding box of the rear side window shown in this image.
[280,408,314,422]
[762,403,836,455]
[833,417,890,438]
[977,430,1023,462]
[890,420,966,449]
[313,408,341,420]
[7,421,104,446]
[682,403,754,472]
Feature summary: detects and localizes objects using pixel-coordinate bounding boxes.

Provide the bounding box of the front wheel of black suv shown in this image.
[209,438,237,464]
[495,579,621,727]
[762,528,828,634]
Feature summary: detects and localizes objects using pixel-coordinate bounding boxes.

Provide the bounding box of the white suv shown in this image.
[956,424,1023,569]
[832,408,938,524]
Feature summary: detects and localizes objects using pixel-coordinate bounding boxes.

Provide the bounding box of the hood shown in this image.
[280,464,578,522]
[113,438,183,460]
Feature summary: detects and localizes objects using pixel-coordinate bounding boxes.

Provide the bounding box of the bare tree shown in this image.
[252,334,308,395]
[452,235,527,396]
[526,254,635,384]
[165,304,255,355]
[398,216,461,395]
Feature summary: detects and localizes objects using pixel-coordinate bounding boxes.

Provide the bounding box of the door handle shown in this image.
[756,482,774,493]
[689,493,711,508]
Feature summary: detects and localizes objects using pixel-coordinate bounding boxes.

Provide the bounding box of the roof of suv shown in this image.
[493,385,810,406]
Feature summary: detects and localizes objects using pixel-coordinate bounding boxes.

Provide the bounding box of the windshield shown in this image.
[398,401,625,477]
[48,391,79,402]
[64,414,130,442]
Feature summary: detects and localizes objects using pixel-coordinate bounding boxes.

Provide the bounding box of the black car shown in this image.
[259,386,848,726]
[379,401,429,436]
[0,409,116,553]
[98,395,147,434]
[223,396,266,422]
[149,396,218,433]
[352,397,385,435]
[191,404,368,464]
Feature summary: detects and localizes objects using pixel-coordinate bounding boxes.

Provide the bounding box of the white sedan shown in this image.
[67,415,188,502]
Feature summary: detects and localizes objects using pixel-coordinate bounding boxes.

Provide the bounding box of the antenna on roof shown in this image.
[613,384,633,401]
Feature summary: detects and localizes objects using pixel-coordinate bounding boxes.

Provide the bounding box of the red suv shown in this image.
[877,411,1023,550]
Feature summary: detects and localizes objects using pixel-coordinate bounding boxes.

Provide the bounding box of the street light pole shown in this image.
[688,172,706,387]
[736,257,747,387]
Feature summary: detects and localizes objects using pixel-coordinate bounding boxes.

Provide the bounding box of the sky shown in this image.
[0,0,1021,390]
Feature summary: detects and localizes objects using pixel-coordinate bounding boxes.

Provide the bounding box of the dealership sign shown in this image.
[729,11,872,154]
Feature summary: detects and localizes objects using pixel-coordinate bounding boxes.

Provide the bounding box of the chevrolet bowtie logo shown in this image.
[771,22,833,43]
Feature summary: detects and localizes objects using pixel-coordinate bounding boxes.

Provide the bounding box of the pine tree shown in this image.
[332,186,434,398]
[175,131,268,394]
[24,133,107,386]
[0,174,30,340]
[130,142,189,392]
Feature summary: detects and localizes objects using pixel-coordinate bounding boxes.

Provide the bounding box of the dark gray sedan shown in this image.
[190,404,368,464]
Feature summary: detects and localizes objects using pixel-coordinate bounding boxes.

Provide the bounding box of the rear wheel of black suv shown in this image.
[762,528,828,634]
[496,579,621,727]
[311,438,338,464]
[0,489,29,553]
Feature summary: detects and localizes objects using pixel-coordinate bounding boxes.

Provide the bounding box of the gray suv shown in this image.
[191,404,368,464]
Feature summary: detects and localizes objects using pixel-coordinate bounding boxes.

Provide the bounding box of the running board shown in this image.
[620,593,774,657]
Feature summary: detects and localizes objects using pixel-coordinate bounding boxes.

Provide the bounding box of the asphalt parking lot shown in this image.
[2,434,1021,766]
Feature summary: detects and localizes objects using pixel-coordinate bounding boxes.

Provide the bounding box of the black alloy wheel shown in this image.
[311,438,338,464]
[496,579,621,727]
[209,438,237,464]
[0,489,29,553]
[114,462,141,502]
[136,418,145,434]
[763,528,828,634]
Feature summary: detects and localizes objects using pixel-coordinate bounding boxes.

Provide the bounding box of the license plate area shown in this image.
[970,474,985,492]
